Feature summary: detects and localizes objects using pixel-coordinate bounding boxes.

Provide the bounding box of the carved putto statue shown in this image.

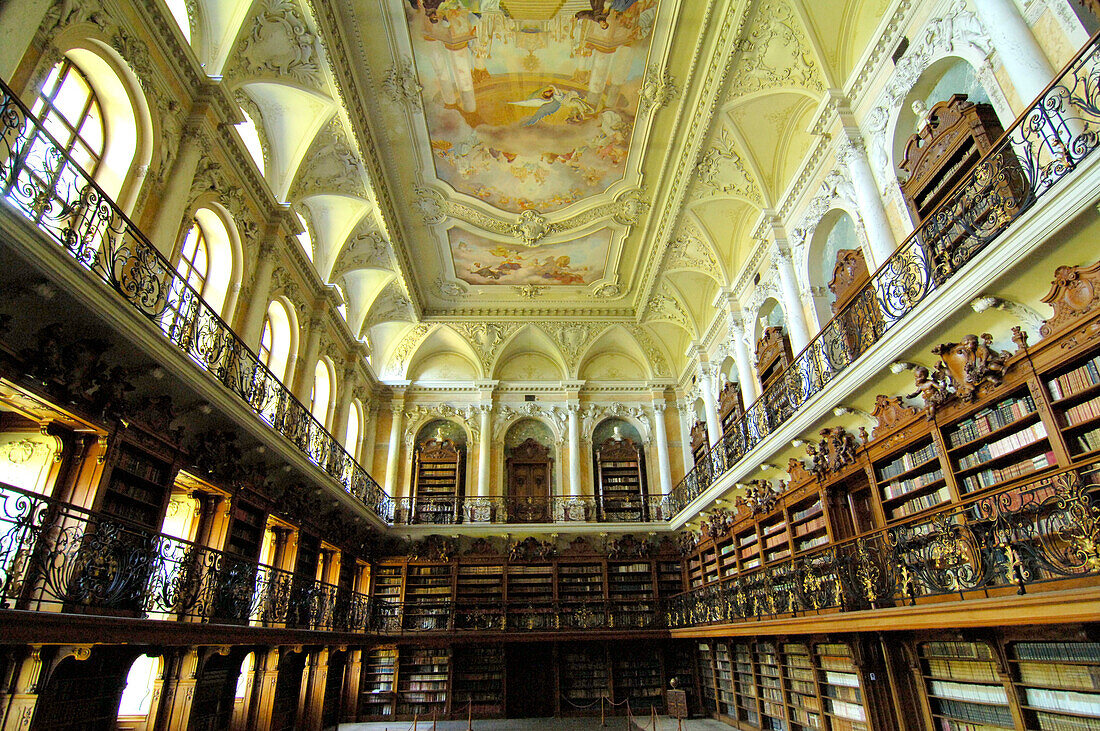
[932,333,1011,402]
[737,479,781,515]
[908,365,951,419]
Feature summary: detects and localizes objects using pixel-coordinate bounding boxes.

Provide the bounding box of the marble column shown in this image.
[384,401,404,497]
[241,241,279,350]
[676,397,694,475]
[477,404,491,498]
[651,401,673,495]
[696,359,723,447]
[838,139,897,268]
[148,112,206,258]
[727,314,760,404]
[773,246,811,353]
[972,0,1056,104]
[330,364,356,451]
[567,404,582,497]
[292,315,324,405]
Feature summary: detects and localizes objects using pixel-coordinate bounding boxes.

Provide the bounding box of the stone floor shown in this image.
[336,718,732,731]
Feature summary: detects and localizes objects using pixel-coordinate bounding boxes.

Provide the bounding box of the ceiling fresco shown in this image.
[448,227,612,285]
[404,0,660,214]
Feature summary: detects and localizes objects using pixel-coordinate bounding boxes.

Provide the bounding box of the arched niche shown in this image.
[503,418,555,522]
[808,209,865,326]
[410,418,467,524]
[592,417,650,520]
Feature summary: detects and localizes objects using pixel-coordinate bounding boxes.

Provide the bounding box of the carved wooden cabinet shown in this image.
[690,420,708,468]
[755,326,794,425]
[505,438,552,523]
[413,436,463,524]
[828,248,885,362]
[718,380,744,433]
[595,436,646,521]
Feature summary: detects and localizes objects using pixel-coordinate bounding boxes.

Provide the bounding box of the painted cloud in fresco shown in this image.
[448,228,611,285]
[404,0,659,213]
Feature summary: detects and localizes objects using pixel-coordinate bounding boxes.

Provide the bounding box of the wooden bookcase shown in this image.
[756,327,795,428]
[815,642,869,730]
[358,647,397,719]
[396,647,451,719]
[781,642,820,731]
[403,564,453,631]
[412,436,463,524]
[595,437,647,521]
[611,645,664,713]
[452,645,505,718]
[719,380,744,434]
[560,645,610,714]
[690,421,709,468]
[96,433,178,531]
[914,640,1014,729]
[1006,640,1100,729]
[696,642,718,715]
[224,499,266,560]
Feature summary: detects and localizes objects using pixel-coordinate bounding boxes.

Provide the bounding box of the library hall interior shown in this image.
[3,0,1100,728]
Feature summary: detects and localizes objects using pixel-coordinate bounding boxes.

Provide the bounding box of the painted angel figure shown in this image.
[511,86,565,126]
[575,0,643,27]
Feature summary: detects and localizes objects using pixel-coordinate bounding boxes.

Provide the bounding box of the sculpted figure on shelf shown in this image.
[808,440,828,481]
[908,365,951,418]
[932,333,1010,402]
[827,426,860,471]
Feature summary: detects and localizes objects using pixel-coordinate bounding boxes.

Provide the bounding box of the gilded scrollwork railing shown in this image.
[392,494,668,525]
[0,79,394,524]
[0,481,371,631]
[367,597,661,634]
[665,464,1100,628]
[664,31,1100,520]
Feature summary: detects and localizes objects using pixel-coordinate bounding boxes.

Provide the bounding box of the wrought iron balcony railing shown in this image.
[0,79,394,523]
[367,598,662,634]
[0,481,371,632]
[662,31,1100,520]
[665,462,1100,628]
[392,494,669,525]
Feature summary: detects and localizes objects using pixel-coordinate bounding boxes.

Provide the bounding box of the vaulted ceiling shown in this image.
[186,0,895,384]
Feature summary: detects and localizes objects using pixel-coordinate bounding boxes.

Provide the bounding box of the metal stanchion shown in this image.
[467,702,473,731]
[601,695,607,727]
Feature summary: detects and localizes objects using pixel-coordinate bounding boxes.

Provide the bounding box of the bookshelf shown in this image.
[717,538,738,578]
[696,642,718,715]
[781,643,820,731]
[730,641,760,727]
[1007,641,1100,731]
[759,513,791,565]
[815,642,869,731]
[714,642,735,717]
[396,647,451,718]
[560,645,610,713]
[1047,351,1100,459]
[403,564,453,631]
[947,387,1056,497]
[719,380,744,433]
[755,641,785,731]
[611,646,664,713]
[700,544,719,584]
[99,441,174,530]
[596,437,647,521]
[872,437,948,522]
[455,564,503,604]
[224,499,266,560]
[558,562,606,605]
[504,564,553,604]
[687,554,703,589]
[787,492,828,554]
[412,436,463,524]
[358,647,397,719]
[607,561,653,602]
[917,641,1013,730]
[656,559,684,597]
[452,646,505,718]
[737,524,761,572]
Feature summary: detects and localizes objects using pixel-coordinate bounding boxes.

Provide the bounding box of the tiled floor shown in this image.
[337,718,732,731]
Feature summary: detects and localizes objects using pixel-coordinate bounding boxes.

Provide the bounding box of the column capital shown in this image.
[475,403,493,415]
[566,403,581,415]
[652,401,667,414]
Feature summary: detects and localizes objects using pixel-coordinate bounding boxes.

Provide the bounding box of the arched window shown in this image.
[236,106,265,175]
[310,360,334,428]
[260,299,295,382]
[346,399,362,455]
[176,222,210,297]
[32,58,105,182]
[118,655,160,722]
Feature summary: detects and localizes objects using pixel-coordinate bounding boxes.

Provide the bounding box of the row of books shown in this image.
[1047,354,1100,400]
[929,680,1008,704]
[1063,394,1100,427]
[961,451,1056,493]
[792,516,827,537]
[600,460,638,468]
[892,487,950,520]
[882,468,946,500]
[1016,662,1100,692]
[878,442,939,481]
[790,501,824,523]
[1015,642,1100,662]
[764,532,790,549]
[958,422,1048,469]
[610,562,650,573]
[115,448,168,483]
[947,394,1037,448]
[795,534,829,552]
[932,698,1014,728]
[1075,427,1100,454]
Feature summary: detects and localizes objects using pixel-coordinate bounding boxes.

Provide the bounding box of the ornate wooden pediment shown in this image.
[755,326,788,372]
[870,394,919,439]
[737,479,782,516]
[1040,261,1100,339]
[508,437,551,463]
[718,380,743,418]
[607,534,652,560]
[899,94,1002,202]
[786,457,816,488]
[807,426,862,481]
[464,537,498,556]
[418,436,460,461]
[598,436,640,461]
[701,507,733,539]
[559,536,597,557]
[931,333,1011,402]
[690,420,708,449]
[829,249,871,313]
[508,536,556,562]
[409,535,455,562]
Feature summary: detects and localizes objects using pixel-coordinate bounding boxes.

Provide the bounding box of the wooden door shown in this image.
[506,438,552,523]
